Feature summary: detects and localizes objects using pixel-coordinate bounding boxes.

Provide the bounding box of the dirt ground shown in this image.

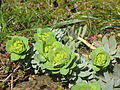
[6,75,64,90]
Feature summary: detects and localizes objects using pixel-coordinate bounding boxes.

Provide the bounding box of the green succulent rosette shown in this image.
[34,42,76,75]
[42,46,76,75]
[90,48,111,71]
[6,36,29,61]
[33,28,76,75]
[34,28,56,44]
[35,40,63,58]
[71,81,101,90]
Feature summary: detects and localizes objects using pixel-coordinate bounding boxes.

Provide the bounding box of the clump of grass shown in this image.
[1,0,70,32]
[70,0,120,33]
[0,0,70,40]
[0,0,120,41]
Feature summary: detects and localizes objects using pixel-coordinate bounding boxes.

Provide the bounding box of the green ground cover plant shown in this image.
[90,48,111,71]
[32,28,76,75]
[4,28,120,90]
[6,36,29,61]
[0,0,120,89]
[71,81,101,90]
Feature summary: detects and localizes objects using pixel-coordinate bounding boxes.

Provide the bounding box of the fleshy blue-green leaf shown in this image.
[109,36,117,55]
[34,34,40,41]
[35,40,44,54]
[48,50,54,62]
[102,36,110,53]
[20,55,26,59]
[42,62,59,70]
[19,36,29,49]
[11,53,21,61]
[34,54,46,62]
[52,70,60,74]
[60,68,69,75]
[78,71,92,77]
[63,52,76,69]
[6,40,12,53]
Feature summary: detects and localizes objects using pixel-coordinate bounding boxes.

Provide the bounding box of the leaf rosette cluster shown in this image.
[34,28,56,44]
[34,28,76,75]
[71,81,101,90]
[90,48,111,71]
[6,36,29,61]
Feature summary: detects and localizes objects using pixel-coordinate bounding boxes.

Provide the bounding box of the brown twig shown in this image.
[0,59,5,65]
[3,65,20,82]
[11,75,13,90]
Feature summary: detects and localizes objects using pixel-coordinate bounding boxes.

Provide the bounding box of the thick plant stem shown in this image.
[77,37,96,50]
